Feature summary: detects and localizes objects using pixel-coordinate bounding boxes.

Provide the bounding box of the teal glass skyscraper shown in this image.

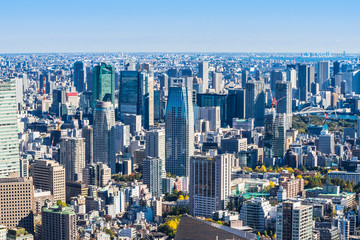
[165,78,194,177]
[0,79,19,176]
[119,70,154,129]
[92,63,115,109]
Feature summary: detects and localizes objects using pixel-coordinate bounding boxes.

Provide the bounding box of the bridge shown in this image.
[292,106,351,115]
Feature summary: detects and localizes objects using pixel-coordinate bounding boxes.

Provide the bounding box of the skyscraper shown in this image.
[276,201,313,240]
[145,128,166,175]
[276,81,292,128]
[240,198,272,233]
[143,157,163,198]
[298,64,310,101]
[93,101,115,165]
[317,61,330,90]
[42,204,77,240]
[199,61,209,93]
[286,68,297,89]
[73,61,86,92]
[189,154,231,218]
[110,123,130,173]
[272,114,287,158]
[241,70,248,88]
[31,159,66,203]
[270,70,285,92]
[165,78,194,177]
[60,137,86,182]
[0,176,34,233]
[0,79,19,176]
[81,125,93,165]
[211,72,223,93]
[92,63,115,109]
[245,80,265,127]
[119,70,154,129]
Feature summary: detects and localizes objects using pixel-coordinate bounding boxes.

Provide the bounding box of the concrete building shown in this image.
[189,154,231,217]
[0,176,34,233]
[143,157,163,198]
[81,125,93,165]
[198,106,221,131]
[199,61,209,93]
[42,204,77,240]
[145,128,166,175]
[31,159,66,203]
[276,201,313,240]
[240,197,272,233]
[110,123,130,173]
[245,80,265,127]
[82,162,111,187]
[60,137,86,182]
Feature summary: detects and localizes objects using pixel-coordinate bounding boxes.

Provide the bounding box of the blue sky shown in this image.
[1,0,360,53]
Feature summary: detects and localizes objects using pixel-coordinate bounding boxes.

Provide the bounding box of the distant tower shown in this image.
[276,81,292,128]
[143,157,163,198]
[81,125,93,165]
[270,70,285,92]
[245,81,265,127]
[212,72,223,93]
[0,79,19,176]
[165,78,194,177]
[110,123,130,174]
[73,61,86,92]
[241,70,248,88]
[145,129,166,175]
[199,61,209,93]
[317,61,330,90]
[93,101,115,165]
[92,63,115,109]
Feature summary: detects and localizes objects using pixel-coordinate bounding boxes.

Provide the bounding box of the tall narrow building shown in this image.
[189,154,231,218]
[81,125,93,165]
[276,81,292,128]
[110,123,130,173]
[92,63,115,109]
[145,128,166,175]
[93,101,115,165]
[165,78,194,177]
[73,61,86,92]
[31,159,66,203]
[245,80,265,127]
[143,157,163,198]
[119,70,154,129]
[298,64,310,101]
[60,137,86,182]
[0,79,19,176]
[199,61,209,93]
[317,61,330,90]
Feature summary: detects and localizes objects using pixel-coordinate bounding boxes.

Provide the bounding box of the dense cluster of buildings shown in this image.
[1,52,360,239]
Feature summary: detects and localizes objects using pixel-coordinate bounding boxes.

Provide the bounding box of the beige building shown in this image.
[31,159,66,203]
[60,137,85,182]
[0,176,34,233]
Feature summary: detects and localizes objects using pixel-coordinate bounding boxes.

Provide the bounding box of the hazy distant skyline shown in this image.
[2,0,360,53]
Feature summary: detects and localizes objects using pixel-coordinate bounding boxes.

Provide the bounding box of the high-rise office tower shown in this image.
[119,70,154,129]
[334,61,341,76]
[228,88,246,122]
[317,61,330,90]
[276,81,292,128]
[52,88,66,117]
[276,201,313,240]
[93,101,115,165]
[270,70,285,92]
[60,137,86,182]
[110,123,130,173]
[272,114,287,158]
[189,154,231,217]
[31,159,66,203]
[245,81,265,127]
[165,78,194,177]
[82,162,111,187]
[212,72,223,93]
[298,64,310,101]
[0,176,34,233]
[123,114,142,135]
[42,203,77,240]
[81,125,93,165]
[92,63,115,109]
[0,79,19,176]
[286,68,297,89]
[241,70,248,88]
[143,157,163,198]
[198,106,221,131]
[199,61,209,93]
[145,129,165,174]
[73,61,86,92]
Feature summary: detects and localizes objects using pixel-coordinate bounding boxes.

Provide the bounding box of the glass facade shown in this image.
[92,63,115,109]
[0,80,19,176]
